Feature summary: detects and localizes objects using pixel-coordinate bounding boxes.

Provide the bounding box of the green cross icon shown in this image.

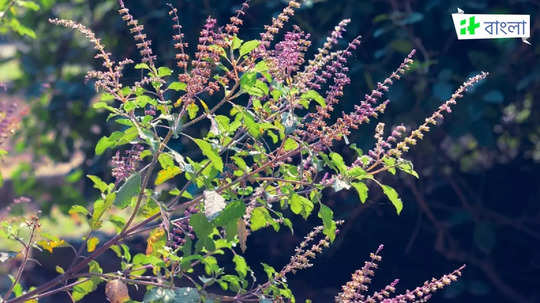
[460,16,480,35]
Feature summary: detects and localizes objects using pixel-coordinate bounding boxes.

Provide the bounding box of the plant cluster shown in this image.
[1,0,488,302]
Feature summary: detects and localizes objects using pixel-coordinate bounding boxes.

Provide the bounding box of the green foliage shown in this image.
[114,172,141,209]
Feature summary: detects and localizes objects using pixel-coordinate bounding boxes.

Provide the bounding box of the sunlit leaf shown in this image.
[193,139,223,172]
[114,172,141,209]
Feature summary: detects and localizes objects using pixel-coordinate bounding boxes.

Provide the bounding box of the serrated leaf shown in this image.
[193,139,223,172]
[231,36,243,49]
[168,81,187,91]
[69,205,89,216]
[351,182,369,203]
[300,90,326,107]
[91,193,116,230]
[250,207,270,231]
[239,40,260,57]
[155,166,182,185]
[383,157,396,175]
[330,152,347,174]
[397,159,419,178]
[135,63,150,70]
[158,67,173,77]
[290,194,314,219]
[261,263,276,280]
[380,184,403,214]
[318,204,337,241]
[158,153,175,169]
[283,138,299,151]
[87,175,108,193]
[190,213,214,251]
[114,172,141,209]
[347,167,370,179]
[213,201,245,227]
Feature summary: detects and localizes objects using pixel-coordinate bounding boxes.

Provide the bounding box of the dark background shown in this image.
[1,0,539,302]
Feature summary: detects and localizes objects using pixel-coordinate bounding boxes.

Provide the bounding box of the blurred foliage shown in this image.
[0,0,539,302]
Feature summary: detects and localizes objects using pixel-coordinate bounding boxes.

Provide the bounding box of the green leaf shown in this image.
[136,95,155,107]
[239,40,261,57]
[347,167,370,180]
[100,93,115,101]
[202,255,219,275]
[91,193,116,230]
[239,72,268,97]
[17,1,40,11]
[72,278,97,301]
[193,139,223,172]
[231,36,243,49]
[261,263,276,280]
[109,215,126,232]
[72,261,102,301]
[290,194,314,219]
[300,90,326,107]
[155,166,182,185]
[114,172,141,209]
[380,184,403,214]
[221,275,242,292]
[351,182,369,203]
[397,159,419,178]
[168,81,187,91]
[158,67,173,77]
[250,207,272,231]
[95,128,138,155]
[330,152,347,174]
[135,63,150,70]
[87,175,108,193]
[158,153,175,169]
[382,157,396,175]
[69,205,89,216]
[283,138,299,151]
[318,204,337,241]
[187,103,199,119]
[213,201,245,227]
[190,213,214,251]
[92,102,116,112]
[233,255,249,278]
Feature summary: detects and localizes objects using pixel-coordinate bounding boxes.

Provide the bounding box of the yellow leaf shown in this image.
[146,228,166,256]
[174,97,183,107]
[154,166,182,185]
[37,239,66,253]
[55,265,65,274]
[199,99,210,113]
[87,237,100,252]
